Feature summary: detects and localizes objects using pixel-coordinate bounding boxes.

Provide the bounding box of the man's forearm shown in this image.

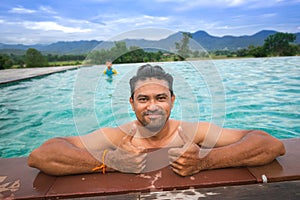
[28,138,104,176]
[203,130,286,170]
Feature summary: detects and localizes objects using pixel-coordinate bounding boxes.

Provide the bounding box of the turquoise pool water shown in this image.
[0,57,299,158]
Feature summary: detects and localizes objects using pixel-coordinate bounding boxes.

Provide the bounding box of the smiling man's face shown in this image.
[130,78,175,132]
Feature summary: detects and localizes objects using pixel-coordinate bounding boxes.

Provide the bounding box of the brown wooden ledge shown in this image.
[0,138,299,199]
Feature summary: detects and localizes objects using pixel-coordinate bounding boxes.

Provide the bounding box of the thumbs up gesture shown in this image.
[168,126,206,176]
[105,124,147,173]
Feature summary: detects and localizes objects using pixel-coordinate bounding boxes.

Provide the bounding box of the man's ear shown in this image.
[129,97,134,111]
[171,94,175,108]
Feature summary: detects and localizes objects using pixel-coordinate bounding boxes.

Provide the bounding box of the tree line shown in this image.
[1,32,299,70]
[84,40,196,65]
[212,32,299,58]
[0,49,85,69]
[85,42,163,64]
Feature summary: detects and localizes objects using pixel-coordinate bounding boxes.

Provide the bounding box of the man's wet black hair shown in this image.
[129,64,174,99]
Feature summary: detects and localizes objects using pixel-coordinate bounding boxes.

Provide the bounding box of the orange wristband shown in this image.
[92,149,108,174]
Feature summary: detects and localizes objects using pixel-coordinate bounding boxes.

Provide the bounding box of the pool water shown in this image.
[0,57,299,158]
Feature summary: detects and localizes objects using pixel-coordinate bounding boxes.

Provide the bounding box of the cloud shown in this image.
[102,14,170,30]
[155,0,296,10]
[162,0,251,12]
[9,6,36,14]
[135,15,169,26]
[261,13,277,18]
[109,28,175,41]
[39,6,57,14]
[155,0,248,9]
[23,21,92,33]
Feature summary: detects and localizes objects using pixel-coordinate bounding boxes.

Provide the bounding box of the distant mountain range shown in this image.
[0,30,299,55]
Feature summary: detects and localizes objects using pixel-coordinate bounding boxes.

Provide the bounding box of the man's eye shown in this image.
[157,96,167,101]
[138,97,147,102]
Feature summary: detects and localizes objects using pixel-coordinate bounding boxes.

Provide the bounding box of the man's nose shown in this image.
[147,100,158,110]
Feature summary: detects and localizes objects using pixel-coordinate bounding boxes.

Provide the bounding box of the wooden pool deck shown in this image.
[0,66,79,85]
[0,138,299,199]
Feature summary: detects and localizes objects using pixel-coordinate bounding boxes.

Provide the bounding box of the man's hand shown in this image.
[105,124,147,173]
[168,126,208,176]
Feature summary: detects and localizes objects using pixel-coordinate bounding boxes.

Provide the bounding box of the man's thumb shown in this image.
[123,123,137,143]
[177,126,190,145]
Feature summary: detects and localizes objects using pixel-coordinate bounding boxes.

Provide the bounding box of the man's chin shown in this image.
[144,121,165,133]
[145,126,163,133]
[139,116,167,133]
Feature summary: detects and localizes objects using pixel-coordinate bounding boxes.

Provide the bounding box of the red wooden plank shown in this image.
[45,166,255,199]
[248,138,300,183]
[1,138,299,199]
[0,157,56,200]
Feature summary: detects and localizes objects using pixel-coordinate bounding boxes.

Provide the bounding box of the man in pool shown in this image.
[103,61,117,76]
[28,64,285,176]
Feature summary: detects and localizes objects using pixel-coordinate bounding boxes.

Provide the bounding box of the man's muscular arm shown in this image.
[28,124,147,175]
[169,125,285,176]
[28,136,104,175]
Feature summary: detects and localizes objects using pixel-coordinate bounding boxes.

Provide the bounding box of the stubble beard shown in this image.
[139,110,168,133]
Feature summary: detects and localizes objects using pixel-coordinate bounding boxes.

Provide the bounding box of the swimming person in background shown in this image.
[28,64,285,176]
[103,61,117,76]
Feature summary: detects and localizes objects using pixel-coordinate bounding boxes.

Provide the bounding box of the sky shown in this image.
[0,0,299,44]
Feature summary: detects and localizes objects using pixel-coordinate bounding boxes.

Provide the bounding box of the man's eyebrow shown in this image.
[136,94,148,98]
[135,93,168,98]
[156,93,168,97]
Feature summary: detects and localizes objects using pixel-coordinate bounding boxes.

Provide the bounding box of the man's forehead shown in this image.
[134,78,169,91]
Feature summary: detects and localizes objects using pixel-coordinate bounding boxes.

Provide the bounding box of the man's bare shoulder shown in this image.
[78,122,135,150]
[100,122,132,136]
[171,120,211,143]
[172,119,209,130]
